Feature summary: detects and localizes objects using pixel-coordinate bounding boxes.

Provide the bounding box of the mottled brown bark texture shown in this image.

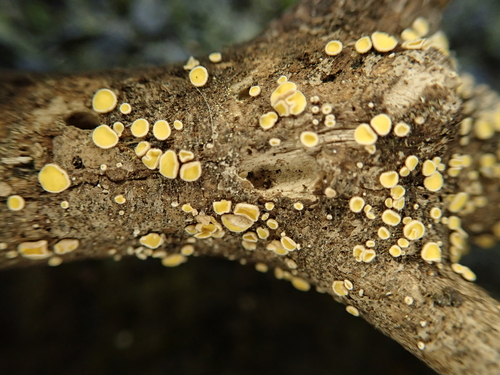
[1,0,500,374]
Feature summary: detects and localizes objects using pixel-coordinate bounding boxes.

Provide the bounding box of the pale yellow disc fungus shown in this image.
[412,17,430,37]
[421,242,442,263]
[300,131,319,148]
[346,306,360,317]
[448,192,469,213]
[113,122,125,136]
[48,256,63,267]
[353,245,365,262]
[183,56,200,70]
[324,188,337,198]
[332,280,348,296]
[53,239,80,255]
[355,36,372,53]
[114,194,126,204]
[92,124,119,149]
[135,141,151,157]
[142,148,162,169]
[403,220,425,240]
[255,263,268,272]
[266,219,279,230]
[291,277,310,292]
[404,296,414,305]
[371,31,398,52]
[92,88,117,113]
[402,217,412,225]
[378,226,391,240]
[185,225,197,235]
[400,28,420,41]
[159,150,180,179]
[389,245,402,257]
[448,216,461,230]
[277,75,288,84]
[234,203,260,222]
[349,196,365,213]
[153,120,171,141]
[474,119,495,140]
[242,240,257,251]
[423,171,444,192]
[293,202,304,211]
[405,155,419,171]
[399,167,410,177]
[60,201,69,209]
[180,161,202,182]
[344,279,354,290]
[362,249,376,263]
[390,185,405,200]
[119,103,132,114]
[162,254,187,267]
[365,240,375,248]
[208,52,222,63]
[382,209,401,226]
[402,39,425,50]
[7,195,25,211]
[265,202,275,210]
[393,197,405,210]
[173,120,184,130]
[370,114,392,136]
[257,227,270,239]
[181,244,195,256]
[249,86,261,97]
[325,40,343,56]
[269,138,281,147]
[354,124,378,146]
[178,150,195,163]
[213,200,232,215]
[259,111,278,130]
[222,214,254,232]
[394,122,411,137]
[38,164,71,193]
[18,240,51,259]
[189,65,209,87]
[379,171,399,189]
[385,198,393,208]
[451,263,476,282]
[139,233,164,249]
[270,81,307,117]
[131,118,149,138]
[324,114,336,127]
[261,212,270,220]
[182,204,193,213]
[242,232,258,243]
[281,236,297,252]
[422,160,436,177]
[424,31,450,55]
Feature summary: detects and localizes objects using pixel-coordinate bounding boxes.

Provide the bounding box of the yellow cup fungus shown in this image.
[379,171,399,188]
[291,277,310,292]
[281,236,297,251]
[249,86,261,97]
[179,161,202,182]
[405,155,419,171]
[60,201,70,209]
[324,114,336,127]
[266,219,279,230]
[256,227,270,239]
[173,120,184,130]
[403,220,425,240]
[354,124,378,145]
[451,263,476,282]
[38,164,71,193]
[114,194,126,204]
[378,226,391,240]
[112,122,125,136]
[119,103,132,114]
[92,88,117,113]
[389,245,402,257]
[325,40,343,56]
[402,39,425,50]
[422,160,436,177]
[183,56,200,70]
[423,171,444,192]
[270,81,307,117]
[390,185,405,199]
[213,200,232,215]
[300,131,319,148]
[234,203,260,222]
[159,150,180,179]
[355,36,372,54]
[7,195,25,211]
[401,28,420,42]
[208,52,222,63]
[371,31,398,52]
[131,118,150,138]
[382,209,401,226]
[92,124,119,149]
[370,114,392,136]
[177,150,194,164]
[349,196,365,213]
[139,233,164,249]
[162,254,187,267]
[259,111,278,130]
[332,280,348,296]
[153,120,171,141]
[221,214,254,232]
[18,240,51,259]
[242,232,258,243]
[181,244,195,256]
[421,242,442,263]
[142,148,162,169]
[448,192,469,213]
[269,138,281,147]
[135,141,151,157]
[412,17,430,37]
[189,66,209,87]
[394,121,411,137]
[346,306,360,317]
[53,239,80,255]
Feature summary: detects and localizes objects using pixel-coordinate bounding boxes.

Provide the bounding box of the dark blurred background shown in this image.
[1,0,500,374]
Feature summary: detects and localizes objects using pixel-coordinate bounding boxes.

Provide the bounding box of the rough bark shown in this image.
[1,0,500,374]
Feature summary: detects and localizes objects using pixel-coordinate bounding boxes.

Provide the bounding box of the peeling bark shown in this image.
[1,0,500,374]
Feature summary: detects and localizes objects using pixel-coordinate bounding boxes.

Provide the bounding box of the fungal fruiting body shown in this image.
[142,149,162,169]
[208,52,222,63]
[249,86,261,97]
[371,32,398,52]
[421,242,442,263]
[131,119,149,138]
[179,161,202,182]
[233,203,260,222]
[18,240,51,259]
[189,66,209,87]
[92,89,117,113]
[213,200,232,215]
[221,214,253,232]
[370,114,392,136]
[325,40,343,56]
[270,81,306,117]
[162,254,187,267]
[153,120,171,140]
[300,131,319,147]
[259,112,278,130]
[119,103,132,114]
[92,125,119,149]
[7,195,25,211]
[53,239,79,254]
[355,36,372,53]
[139,233,164,249]
[354,124,377,145]
[159,150,180,179]
[38,164,71,193]
[135,141,151,157]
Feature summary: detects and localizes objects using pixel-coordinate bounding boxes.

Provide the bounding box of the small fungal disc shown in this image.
[423,172,444,192]
[7,195,25,211]
[378,226,391,239]
[286,90,307,116]
[401,28,420,41]
[349,197,365,213]
[208,52,222,63]
[362,249,376,263]
[234,203,260,222]
[213,200,232,215]
[325,40,343,56]
[332,280,348,296]
[259,112,278,130]
[153,120,171,141]
[92,125,119,149]
[412,17,430,37]
[140,233,164,249]
[119,103,132,114]
[266,219,278,229]
[92,89,117,113]
[421,242,442,263]
[178,150,195,163]
[291,277,310,292]
[380,171,399,189]
[402,39,425,50]
[173,120,184,130]
[448,192,469,213]
[346,306,360,317]
[189,66,209,87]
[394,122,411,137]
[53,239,79,254]
[382,209,401,226]
[300,131,319,147]
[162,254,187,267]
[179,161,202,182]
[355,36,372,53]
[159,150,180,179]
[370,114,392,136]
[249,86,261,97]
[422,160,436,177]
[371,31,398,52]
[181,245,195,256]
[354,124,378,146]
[135,141,151,157]
[281,236,297,251]
[271,82,297,106]
[18,240,51,259]
[183,56,200,70]
[277,75,288,84]
[389,245,402,257]
[142,148,162,170]
[403,220,425,240]
[221,214,254,232]
[242,232,258,243]
[405,155,419,171]
[257,227,270,239]
[38,164,71,193]
[131,119,150,138]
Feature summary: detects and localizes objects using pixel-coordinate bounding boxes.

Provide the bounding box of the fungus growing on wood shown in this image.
[378,226,391,239]
[324,114,336,127]
[423,171,444,192]
[379,171,399,189]
[114,194,126,204]
[346,306,360,317]
[153,120,171,140]
[60,201,69,209]
[242,232,258,243]
[142,148,162,169]
[405,155,419,171]
[401,28,419,41]
[422,160,436,176]
[403,220,425,240]
[112,122,125,136]
[291,277,310,291]
[162,254,187,267]
[208,52,222,63]
[355,36,372,53]
[179,161,202,181]
[269,138,281,146]
[394,122,411,137]
[421,242,442,263]
[265,202,275,211]
[213,200,232,215]
[349,197,365,213]
[48,257,63,267]
[159,150,180,179]
[92,124,119,149]
[389,245,402,257]
[234,203,260,222]
[180,245,195,256]
[257,227,270,239]
[135,141,151,157]
[354,124,378,145]
[451,263,477,282]
[293,202,304,211]
[221,214,254,232]
[18,240,51,259]
[382,209,401,226]
[266,219,279,230]
[7,195,25,211]
[119,103,132,114]
[325,40,343,56]
[277,75,288,84]
[412,17,430,37]
[270,81,307,117]
[300,131,319,147]
[92,89,117,113]
[281,236,297,251]
[397,238,410,248]
[402,39,425,50]
[259,111,278,130]
[249,86,261,97]
[370,114,392,136]
[448,192,469,213]
[332,280,348,296]
[183,56,200,70]
[178,150,195,163]
[131,119,149,138]
[173,120,184,131]
[53,239,79,255]
[371,32,398,52]
[139,233,164,249]
[38,164,71,193]
[189,66,209,87]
